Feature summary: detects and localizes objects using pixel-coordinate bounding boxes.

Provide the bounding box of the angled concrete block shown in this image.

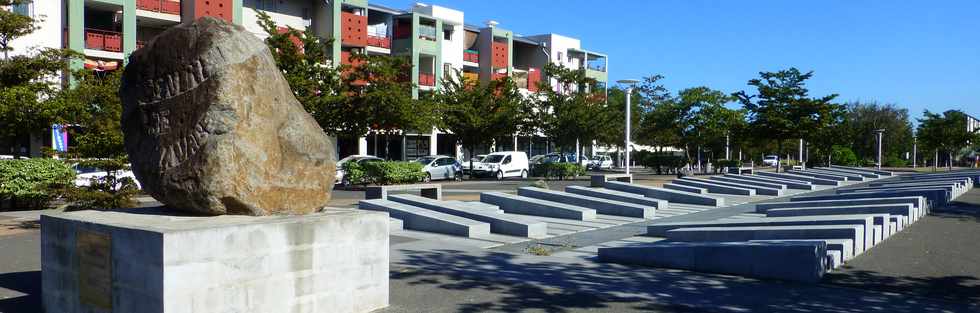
[388,195,548,238]
[726,174,814,190]
[764,203,914,223]
[591,174,632,187]
[564,186,669,209]
[711,176,787,190]
[789,195,929,214]
[692,177,783,196]
[787,170,850,181]
[664,183,706,194]
[604,181,725,206]
[829,165,893,176]
[675,178,756,196]
[757,172,840,186]
[517,187,655,219]
[648,215,875,252]
[814,167,880,178]
[479,192,597,221]
[666,224,866,255]
[751,239,853,261]
[442,200,504,214]
[597,241,827,283]
[835,189,949,209]
[359,199,490,237]
[804,169,866,181]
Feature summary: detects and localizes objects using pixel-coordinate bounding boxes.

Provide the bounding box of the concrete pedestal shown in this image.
[41,208,389,313]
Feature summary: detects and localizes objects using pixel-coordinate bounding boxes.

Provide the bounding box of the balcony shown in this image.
[137,0,181,15]
[419,72,436,86]
[85,29,122,52]
[341,11,367,47]
[491,41,508,68]
[418,24,437,41]
[513,67,540,91]
[367,35,390,49]
[463,50,479,63]
[491,72,507,82]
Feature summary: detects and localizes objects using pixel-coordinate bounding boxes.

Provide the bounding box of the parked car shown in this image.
[462,154,487,175]
[416,155,462,182]
[472,151,529,180]
[589,155,613,170]
[72,163,141,190]
[762,155,779,167]
[335,155,383,186]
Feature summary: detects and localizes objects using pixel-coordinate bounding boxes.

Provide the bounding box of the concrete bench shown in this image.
[687,177,782,196]
[784,170,850,182]
[597,241,828,283]
[870,178,969,188]
[764,203,914,224]
[726,174,814,190]
[778,196,925,216]
[517,187,655,219]
[833,189,949,209]
[829,165,893,176]
[359,199,489,237]
[711,176,786,191]
[591,174,633,187]
[480,192,597,221]
[727,166,754,175]
[388,195,548,238]
[663,183,706,194]
[666,224,867,256]
[839,185,958,200]
[802,169,866,181]
[648,215,876,252]
[442,200,504,214]
[814,167,880,178]
[564,186,668,209]
[604,181,725,207]
[674,178,756,196]
[365,184,442,200]
[751,239,853,262]
[757,172,841,186]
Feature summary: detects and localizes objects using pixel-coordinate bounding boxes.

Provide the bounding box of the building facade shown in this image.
[5,0,609,160]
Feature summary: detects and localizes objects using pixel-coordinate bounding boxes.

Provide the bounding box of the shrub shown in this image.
[0,158,76,210]
[532,163,585,180]
[714,159,741,169]
[66,158,138,210]
[341,161,368,185]
[636,152,686,175]
[362,161,426,185]
[884,155,908,168]
[831,146,859,166]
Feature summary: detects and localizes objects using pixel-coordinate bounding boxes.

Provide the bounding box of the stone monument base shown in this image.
[41,208,389,313]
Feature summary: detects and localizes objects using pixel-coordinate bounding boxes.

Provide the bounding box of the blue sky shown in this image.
[383,0,980,123]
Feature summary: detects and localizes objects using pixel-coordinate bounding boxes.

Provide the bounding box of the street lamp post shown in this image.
[912,135,917,168]
[874,129,886,170]
[617,79,640,175]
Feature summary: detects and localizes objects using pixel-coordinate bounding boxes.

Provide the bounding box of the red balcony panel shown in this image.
[137,0,161,11]
[104,34,122,52]
[367,35,390,48]
[419,73,435,86]
[85,32,105,50]
[492,73,507,81]
[341,12,367,47]
[491,41,508,68]
[527,68,541,92]
[195,0,232,22]
[463,50,479,63]
[161,1,180,15]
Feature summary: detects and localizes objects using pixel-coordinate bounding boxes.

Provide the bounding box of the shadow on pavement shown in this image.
[389,248,978,313]
[0,271,40,313]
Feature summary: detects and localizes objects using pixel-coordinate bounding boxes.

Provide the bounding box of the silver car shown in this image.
[417,155,462,182]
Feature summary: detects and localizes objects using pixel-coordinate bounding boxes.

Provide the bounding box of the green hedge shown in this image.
[831,146,859,166]
[635,151,687,175]
[341,161,368,185]
[66,158,139,211]
[532,163,585,180]
[361,161,426,185]
[884,155,908,168]
[714,159,741,169]
[0,158,75,210]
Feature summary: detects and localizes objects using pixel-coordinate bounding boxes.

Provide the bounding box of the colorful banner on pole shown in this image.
[51,124,68,152]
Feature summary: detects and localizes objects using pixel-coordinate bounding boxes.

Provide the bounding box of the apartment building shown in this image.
[5,0,609,160]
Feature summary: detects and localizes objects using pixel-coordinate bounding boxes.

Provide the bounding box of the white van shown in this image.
[473,151,529,180]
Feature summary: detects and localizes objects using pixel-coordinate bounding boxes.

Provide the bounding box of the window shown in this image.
[443,29,452,40]
[502,156,512,164]
[443,63,452,80]
[557,51,563,64]
[13,2,32,16]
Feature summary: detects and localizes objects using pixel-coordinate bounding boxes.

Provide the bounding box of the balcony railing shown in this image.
[419,73,436,86]
[137,0,181,15]
[463,50,479,63]
[367,35,390,48]
[419,24,437,41]
[85,29,122,52]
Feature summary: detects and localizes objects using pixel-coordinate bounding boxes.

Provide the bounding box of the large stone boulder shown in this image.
[119,17,336,216]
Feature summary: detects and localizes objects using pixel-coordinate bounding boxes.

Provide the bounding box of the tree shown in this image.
[602,75,667,161]
[0,0,79,157]
[530,63,608,156]
[436,71,529,176]
[837,102,914,165]
[50,69,126,158]
[734,68,838,170]
[916,110,980,170]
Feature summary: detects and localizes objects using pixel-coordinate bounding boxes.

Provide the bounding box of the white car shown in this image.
[463,154,487,175]
[473,151,529,180]
[417,155,462,182]
[72,163,141,190]
[335,155,383,186]
[589,155,613,169]
[762,155,779,167]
